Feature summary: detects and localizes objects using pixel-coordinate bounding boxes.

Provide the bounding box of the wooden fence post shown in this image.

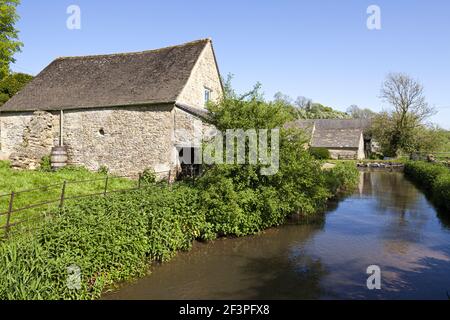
[60,181,67,209]
[104,176,109,196]
[5,192,14,239]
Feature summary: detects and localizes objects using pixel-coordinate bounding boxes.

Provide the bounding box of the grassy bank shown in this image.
[404,161,450,211]
[0,161,135,233]
[0,162,359,300]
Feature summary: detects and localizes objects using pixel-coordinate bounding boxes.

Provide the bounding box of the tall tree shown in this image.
[347,105,376,119]
[0,72,33,106]
[373,73,435,156]
[273,92,350,120]
[0,0,22,80]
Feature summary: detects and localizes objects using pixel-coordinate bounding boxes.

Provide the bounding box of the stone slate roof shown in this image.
[175,102,210,120]
[288,119,371,149]
[312,119,371,130]
[1,39,211,112]
[311,128,363,148]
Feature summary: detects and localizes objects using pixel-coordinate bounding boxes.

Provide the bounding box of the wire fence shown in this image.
[0,170,172,240]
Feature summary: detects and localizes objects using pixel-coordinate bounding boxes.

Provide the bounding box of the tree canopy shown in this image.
[346,105,376,119]
[371,73,440,156]
[273,92,350,120]
[0,0,22,80]
[0,72,33,106]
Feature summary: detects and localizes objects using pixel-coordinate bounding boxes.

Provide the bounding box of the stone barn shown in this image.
[0,39,223,178]
[287,119,373,160]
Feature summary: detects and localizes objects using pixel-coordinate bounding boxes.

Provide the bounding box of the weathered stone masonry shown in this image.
[0,38,223,177]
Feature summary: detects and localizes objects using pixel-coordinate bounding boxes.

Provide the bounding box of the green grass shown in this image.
[0,161,135,237]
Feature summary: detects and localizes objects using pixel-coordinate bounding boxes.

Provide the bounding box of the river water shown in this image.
[105,171,450,300]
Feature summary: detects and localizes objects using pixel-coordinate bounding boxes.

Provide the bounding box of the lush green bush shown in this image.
[404,161,450,211]
[197,84,356,237]
[140,168,157,185]
[309,147,331,160]
[324,162,360,195]
[404,161,448,190]
[139,184,214,261]
[39,155,52,172]
[433,174,450,211]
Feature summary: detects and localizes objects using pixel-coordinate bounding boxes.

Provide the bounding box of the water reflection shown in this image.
[105,172,450,300]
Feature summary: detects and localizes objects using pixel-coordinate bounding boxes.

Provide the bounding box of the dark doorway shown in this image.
[177,147,201,179]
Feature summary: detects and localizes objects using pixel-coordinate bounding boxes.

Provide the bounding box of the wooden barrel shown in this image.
[51,146,68,170]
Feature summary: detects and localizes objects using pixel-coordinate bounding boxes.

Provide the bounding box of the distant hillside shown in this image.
[273,92,350,120]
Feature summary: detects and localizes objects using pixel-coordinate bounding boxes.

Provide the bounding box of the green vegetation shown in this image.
[324,162,360,195]
[0,0,23,80]
[0,160,358,299]
[346,105,376,119]
[404,161,450,211]
[0,72,33,106]
[0,191,150,299]
[309,147,331,160]
[370,73,445,157]
[272,92,350,120]
[0,161,135,229]
[0,82,360,300]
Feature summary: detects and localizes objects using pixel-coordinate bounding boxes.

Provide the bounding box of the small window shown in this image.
[204,88,211,105]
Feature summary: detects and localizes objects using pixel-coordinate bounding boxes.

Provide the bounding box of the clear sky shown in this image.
[11,0,450,129]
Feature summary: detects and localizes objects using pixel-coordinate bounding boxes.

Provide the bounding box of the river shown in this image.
[104,171,450,300]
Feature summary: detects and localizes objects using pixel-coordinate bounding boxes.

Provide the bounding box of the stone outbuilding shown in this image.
[0,39,223,178]
[287,119,373,160]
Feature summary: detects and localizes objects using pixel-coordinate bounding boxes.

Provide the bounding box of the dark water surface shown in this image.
[104,172,450,300]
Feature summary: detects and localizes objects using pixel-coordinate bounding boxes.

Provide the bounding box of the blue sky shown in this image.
[12,0,450,128]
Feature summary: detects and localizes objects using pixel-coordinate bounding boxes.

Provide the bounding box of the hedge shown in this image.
[404,161,450,211]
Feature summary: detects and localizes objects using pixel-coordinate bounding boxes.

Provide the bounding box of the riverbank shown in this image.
[404,161,450,212]
[104,171,450,300]
[0,162,359,300]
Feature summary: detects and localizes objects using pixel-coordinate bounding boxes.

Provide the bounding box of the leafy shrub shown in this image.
[433,173,450,211]
[404,161,450,211]
[404,161,448,190]
[40,155,52,172]
[309,147,331,160]
[140,169,156,185]
[97,165,109,175]
[139,184,214,261]
[324,162,360,195]
[195,86,349,237]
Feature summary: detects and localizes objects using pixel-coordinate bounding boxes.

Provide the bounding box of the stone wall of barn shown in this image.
[177,41,223,108]
[174,108,215,147]
[0,111,59,169]
[328,149,358,160]
[0,105,215,178]
[0,106,179,178]
[61,105,175,178]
